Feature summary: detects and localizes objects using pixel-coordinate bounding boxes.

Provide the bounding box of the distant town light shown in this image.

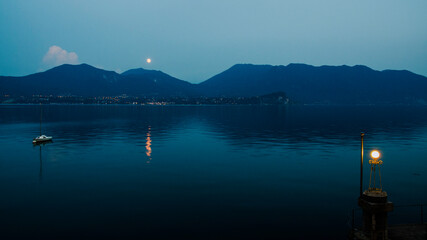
[371,150,380,159]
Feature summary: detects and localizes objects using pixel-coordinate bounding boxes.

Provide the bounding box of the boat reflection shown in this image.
[39,146,42,181]
[34,141,51,181]
[146,126,152,163]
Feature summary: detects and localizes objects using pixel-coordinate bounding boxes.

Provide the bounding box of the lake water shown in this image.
[0,105,426,239]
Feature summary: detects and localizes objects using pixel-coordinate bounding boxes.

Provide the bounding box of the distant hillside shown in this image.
[1,63,427,104]
[0,64,196,97]
[0,64,121,96]
[198,64,427,104]
[121,68,197,96]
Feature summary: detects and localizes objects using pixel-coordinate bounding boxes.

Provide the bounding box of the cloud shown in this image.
[42,45,79,68]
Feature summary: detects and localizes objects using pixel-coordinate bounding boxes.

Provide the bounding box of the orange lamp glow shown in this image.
[371,150,380,159]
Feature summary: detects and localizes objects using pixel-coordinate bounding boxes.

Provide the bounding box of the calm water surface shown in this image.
[0,105,426,239]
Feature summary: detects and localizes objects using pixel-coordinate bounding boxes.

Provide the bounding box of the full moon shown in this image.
[146,58,151,63]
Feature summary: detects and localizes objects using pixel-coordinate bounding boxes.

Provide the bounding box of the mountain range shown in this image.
[0,64,195,97]
[1,63,427,104]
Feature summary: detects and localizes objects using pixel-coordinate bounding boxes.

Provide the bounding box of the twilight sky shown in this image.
[1,0,426,83]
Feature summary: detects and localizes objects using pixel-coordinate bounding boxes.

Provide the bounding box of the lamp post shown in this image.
[368,150,383,192]
[358,146,393,239]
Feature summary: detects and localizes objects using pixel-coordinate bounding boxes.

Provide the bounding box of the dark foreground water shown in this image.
[0,105,426,239]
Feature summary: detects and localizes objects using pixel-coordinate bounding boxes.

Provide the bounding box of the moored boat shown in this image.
[33,104,53,144]
[33,135,53,144]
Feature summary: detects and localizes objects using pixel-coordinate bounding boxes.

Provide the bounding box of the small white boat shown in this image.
[33,104,53,144]
[33,135,53,144]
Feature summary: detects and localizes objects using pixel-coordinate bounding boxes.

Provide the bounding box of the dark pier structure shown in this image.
[350,133,426,240]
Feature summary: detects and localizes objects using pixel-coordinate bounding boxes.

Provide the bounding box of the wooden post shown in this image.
[360,132,364,197]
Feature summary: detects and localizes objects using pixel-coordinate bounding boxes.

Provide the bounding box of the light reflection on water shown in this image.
[146,126,152,163]
[0,105,426,239]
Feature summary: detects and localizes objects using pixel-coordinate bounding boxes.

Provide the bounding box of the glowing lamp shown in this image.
[371,150,380,159]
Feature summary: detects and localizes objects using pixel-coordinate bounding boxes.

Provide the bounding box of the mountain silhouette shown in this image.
[0,64,121,96]
[121,68,197,96]
[1,63,427,104]
[198,63,427,104]
[0,64,195,97]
